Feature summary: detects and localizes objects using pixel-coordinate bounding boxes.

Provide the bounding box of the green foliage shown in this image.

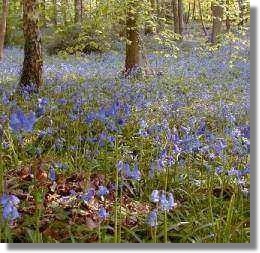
[45,22,111,55]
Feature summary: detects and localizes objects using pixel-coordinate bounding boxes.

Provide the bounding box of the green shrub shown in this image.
[45,22,111,55]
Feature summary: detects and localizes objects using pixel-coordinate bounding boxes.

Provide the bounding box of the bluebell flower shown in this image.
[98,206,109,219]
[97,186,109,197]
[168,193,175,209]
[151,190,160,203]
[81,188,95,202]
[0,194,20,221]
[117,161,124,172]
[131,164,141,181]
[147,210,158,227]
[49,166,56,181]
[10,107,36,133]
[215,166,223,174]
[160,192,169,211]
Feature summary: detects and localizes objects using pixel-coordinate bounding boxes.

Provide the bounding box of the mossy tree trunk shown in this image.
[124,0,141,76]
[210,4,224,43]
[20,0,43,91]
[0,0,8,61]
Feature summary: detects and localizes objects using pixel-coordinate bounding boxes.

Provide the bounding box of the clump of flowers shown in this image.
[117,161,141,181]
[9,107,36,133]
[0,194,20,222]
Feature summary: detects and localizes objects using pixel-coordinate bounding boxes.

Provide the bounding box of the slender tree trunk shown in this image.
[177,0,183,35]
[0,0,8,61]
[226,0,231,31]
[192,0,196,21]
[80,0,83,21]
[172,0,179,34]
[211,4,224,43]
[52,0,57,26]
[198,0,208,36]
[185,2,190,24]
[74,0,81,23]
[124,0,141,75]
[40,0,46,27]
[20,0,43,91]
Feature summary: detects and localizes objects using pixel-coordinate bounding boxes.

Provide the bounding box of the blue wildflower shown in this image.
[10,107,36,133]
[49,166,56,181]
[98,206,109,220]
[151,190,160,203]
[168,193,175,209]
[160,192,169,211]
[81,188,95,202]
[147,210,158,227]
[131,164,141,181]
[97,186,109,197]
[0,194,20,221]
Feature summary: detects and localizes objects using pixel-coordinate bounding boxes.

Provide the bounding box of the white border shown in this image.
[0,1,258,252]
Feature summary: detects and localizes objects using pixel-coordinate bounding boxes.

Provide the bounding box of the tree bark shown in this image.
[74,0,81,23]
[211,4,224,43]
[226,0,231,31]
[192,0,196,21]
[124,0,141,75]
[52,0,57,26]
[172,0,179,34]
[198,0,208,36]
[20,0,43,91]
[0,0,8,61]
[185,2,190,24]
[40,0,46,27]
[177,0,183,35]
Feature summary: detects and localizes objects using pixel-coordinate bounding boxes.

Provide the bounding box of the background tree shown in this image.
[0,0,8,61]
[20,0,43,91]
[74,0,81,23]
[210,3,223,43]
[124,0,141,75]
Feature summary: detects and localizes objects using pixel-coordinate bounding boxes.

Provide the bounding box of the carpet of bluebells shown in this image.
[0,29,250,243]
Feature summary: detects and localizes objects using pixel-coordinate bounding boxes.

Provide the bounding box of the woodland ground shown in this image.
[0,28,250,243]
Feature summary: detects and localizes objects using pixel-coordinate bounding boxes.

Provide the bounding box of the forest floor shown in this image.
[0,28,250,243]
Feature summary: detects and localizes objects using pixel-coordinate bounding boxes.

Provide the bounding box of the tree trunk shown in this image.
[192,0,196,21]
[124,0,141,76]
[52,0,57,26]
[177,0,184,35]
[80,0,83,21]
[211,4,223,43]
[74,0,81,23]
[40,0,46,27]
[0,0,8,61]
[185,2,190,24]
[20,0,43,91]
[226,0,231,31]
[198,0,208,36]
[172,0,179,34]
